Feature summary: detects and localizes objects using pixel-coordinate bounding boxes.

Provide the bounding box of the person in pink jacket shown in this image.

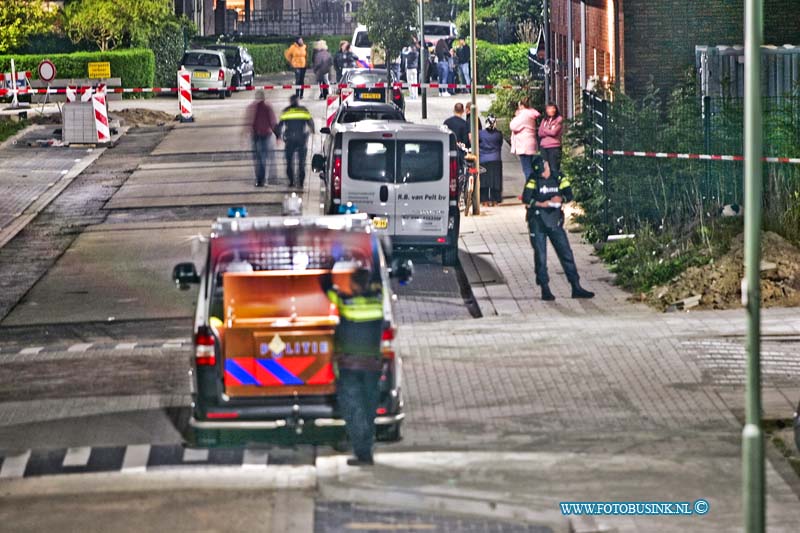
[509,98,542,179]
[538,102,564,174]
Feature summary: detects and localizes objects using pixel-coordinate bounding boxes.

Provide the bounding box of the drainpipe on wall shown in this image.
[567,0,574,118]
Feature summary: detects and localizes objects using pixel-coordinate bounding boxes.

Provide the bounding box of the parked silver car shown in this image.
[180,49,234,99]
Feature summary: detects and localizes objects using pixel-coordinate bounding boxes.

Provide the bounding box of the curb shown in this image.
[315,456,570,532]
[0,123,44,150]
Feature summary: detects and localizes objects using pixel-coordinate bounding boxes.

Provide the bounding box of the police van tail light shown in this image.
[449,157,458,199]
[381,326,395,359]
[218,69,225,81]
[195,328,216,366]
[332,156,342,199]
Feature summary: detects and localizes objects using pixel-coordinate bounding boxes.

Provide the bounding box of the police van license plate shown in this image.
[193,71,211,79]
[372,217,388,229]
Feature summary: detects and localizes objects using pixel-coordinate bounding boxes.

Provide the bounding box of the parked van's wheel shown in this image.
[442,245,459,266]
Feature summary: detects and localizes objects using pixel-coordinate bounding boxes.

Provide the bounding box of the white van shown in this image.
[351,25,373,68]
[313,121,460,265]
[423,21,458,46]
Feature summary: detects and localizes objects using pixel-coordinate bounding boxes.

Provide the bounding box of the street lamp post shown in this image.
[419,0,427,119]
[469,0,479,215]
[743,0,765,531]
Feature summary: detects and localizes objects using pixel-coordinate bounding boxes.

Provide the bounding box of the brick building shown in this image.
[548,0,800,116]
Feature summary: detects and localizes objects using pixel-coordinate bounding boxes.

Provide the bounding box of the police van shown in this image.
[313,121,460,265]
[171,213,411,447]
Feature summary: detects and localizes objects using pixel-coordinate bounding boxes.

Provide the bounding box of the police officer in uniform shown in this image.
[326,262,385,466]
[275,95,315,189]
[522,157,595,301]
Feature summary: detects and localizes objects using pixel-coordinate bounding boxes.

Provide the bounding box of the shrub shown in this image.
[149,20,187,87]
[0,49,155,92]
[476,40,529,84]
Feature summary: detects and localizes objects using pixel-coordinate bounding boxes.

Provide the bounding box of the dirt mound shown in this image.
[111,109,176,128]
[648,232,800,311]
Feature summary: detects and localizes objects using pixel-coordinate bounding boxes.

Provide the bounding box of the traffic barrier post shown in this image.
[325,95,339,128]
[178,68,193,123]
[92,84,110,144]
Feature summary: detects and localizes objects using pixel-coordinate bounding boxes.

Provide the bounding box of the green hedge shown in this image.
[0,49,155,91]
[476,41,529,84]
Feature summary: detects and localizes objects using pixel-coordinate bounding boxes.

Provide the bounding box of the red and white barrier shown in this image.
[92,84,110,143]
[595,149,800,165]
[325,95,339,127]
[178,68,193,122]
[65,85,78,103]
[0,82,524,97]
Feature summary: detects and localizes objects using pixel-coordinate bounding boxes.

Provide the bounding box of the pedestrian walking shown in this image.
[284,37,307,98]
[313,40,333,99]
[403,41,420,100]
[479,115,503,205]
[456,38,471,88]
[538,102,564,174]
[275,95,314,189]
[334,41,356,83]
[509,97,541,179]
[326,263,385,466]
[434,39,451,96]
[247,89,277,188]
[522,156,594,301]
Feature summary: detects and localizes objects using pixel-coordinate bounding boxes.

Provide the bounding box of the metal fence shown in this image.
[582,90,800,233]
[237,10,356,37]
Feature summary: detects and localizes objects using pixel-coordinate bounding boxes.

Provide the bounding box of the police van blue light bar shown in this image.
[228,206,248,218]
[338,202,359,214]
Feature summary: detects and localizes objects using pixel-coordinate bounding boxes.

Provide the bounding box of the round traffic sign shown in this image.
[38,60,56,83]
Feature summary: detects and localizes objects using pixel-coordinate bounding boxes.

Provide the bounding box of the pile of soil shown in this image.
[111,109,175,128]
[648,232,800,311]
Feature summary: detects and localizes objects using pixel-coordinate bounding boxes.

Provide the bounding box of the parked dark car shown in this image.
[208,44,255,88]
[328,101,405,128]
[339,69,405,112]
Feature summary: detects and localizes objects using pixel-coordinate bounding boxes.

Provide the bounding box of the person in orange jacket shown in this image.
[285,37,308,98]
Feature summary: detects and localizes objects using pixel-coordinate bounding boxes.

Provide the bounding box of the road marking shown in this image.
[115,342,137,350]
[67,343,93,352]
[62,446,92,467]
[19,347,43,355]
[0,450,31,479]
[162,342,183,349]
[121,444,151,473]
[182,448,209,463]
[242,449,269,468]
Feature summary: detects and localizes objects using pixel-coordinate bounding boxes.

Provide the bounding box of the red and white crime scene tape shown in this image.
[0,82,521,97]
[595,149,800,165]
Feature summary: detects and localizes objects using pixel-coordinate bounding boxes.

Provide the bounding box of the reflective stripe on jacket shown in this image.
[327,290,383,358]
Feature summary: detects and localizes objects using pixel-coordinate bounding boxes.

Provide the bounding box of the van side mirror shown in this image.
[311,153,325,172]
[173,262,200,290]
[390,258,414,286]
[319,127,331,135]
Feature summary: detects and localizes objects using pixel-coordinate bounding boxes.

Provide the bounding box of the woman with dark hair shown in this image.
[478,115,504,206]
[538,102,564,174]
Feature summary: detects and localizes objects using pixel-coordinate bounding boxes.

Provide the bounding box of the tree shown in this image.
[65,0,171,51]
[359,0,416,85]
[0,0,56,53]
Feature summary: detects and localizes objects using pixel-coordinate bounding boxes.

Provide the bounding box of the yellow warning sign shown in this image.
[87,62,111,79]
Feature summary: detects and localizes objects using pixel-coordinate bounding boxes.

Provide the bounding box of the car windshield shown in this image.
[397,141,443,182]
[182,52,221,67]
[354,31,372,48]
[348,72,390,85]
[424,24,452,36]
[338,110,404,123]
[347,140,394,182]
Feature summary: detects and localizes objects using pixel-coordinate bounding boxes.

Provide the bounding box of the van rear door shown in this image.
[393,131,449,240]
[341,133,395,235]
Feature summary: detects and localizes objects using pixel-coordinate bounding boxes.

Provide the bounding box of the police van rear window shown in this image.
[397,141,443,183]
[348,140,394,183]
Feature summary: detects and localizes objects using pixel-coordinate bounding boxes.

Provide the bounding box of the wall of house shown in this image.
[549,0,800,112]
